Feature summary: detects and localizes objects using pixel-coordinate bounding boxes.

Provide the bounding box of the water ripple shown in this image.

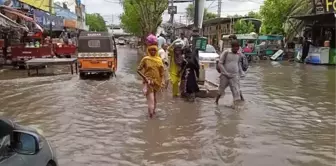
[0,48,335,166]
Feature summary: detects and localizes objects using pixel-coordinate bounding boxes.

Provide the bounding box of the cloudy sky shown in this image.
[79,0,264,25]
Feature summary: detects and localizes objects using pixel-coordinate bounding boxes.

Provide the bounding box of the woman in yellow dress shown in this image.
[137,35,165,118]
[168,40,184,97]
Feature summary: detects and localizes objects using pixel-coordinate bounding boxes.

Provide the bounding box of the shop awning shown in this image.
[0,13,28,31]
[0,5,43,32]
[289,12,335,21]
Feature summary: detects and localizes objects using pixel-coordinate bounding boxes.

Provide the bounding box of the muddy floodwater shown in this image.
[0,47,335,166]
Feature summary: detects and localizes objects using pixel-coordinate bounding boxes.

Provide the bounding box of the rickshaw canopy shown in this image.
[258,35,283,40]
[236,33,258,40]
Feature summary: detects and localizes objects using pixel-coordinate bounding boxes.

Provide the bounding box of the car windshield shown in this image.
[199,45,216,53]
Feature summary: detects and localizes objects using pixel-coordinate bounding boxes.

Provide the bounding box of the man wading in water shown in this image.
[215,40,245,109]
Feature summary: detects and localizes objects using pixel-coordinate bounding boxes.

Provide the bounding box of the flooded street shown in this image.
[0,46,335,166]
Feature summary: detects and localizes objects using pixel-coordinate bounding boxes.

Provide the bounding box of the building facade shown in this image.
[202,17,238,48]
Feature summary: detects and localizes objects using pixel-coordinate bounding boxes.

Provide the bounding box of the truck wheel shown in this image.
[79,72,86,79]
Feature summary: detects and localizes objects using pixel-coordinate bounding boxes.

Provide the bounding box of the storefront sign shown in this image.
[81,4,86,22]
[53,16,64,31]
[34,10,64,30]
[64,19,77,28]
[54,3,77,20]
[313,0,326,14]
[324,0,335,12]
[75,6,81,17]
[19,0,53,13]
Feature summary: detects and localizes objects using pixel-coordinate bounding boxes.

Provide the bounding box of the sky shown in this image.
[77,0,264,25]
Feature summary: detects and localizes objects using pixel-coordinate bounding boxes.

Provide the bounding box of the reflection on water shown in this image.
[0,48,335,166]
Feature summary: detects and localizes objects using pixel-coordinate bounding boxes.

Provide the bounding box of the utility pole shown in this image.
[49,0,53,39]
[192,0,200,65]
[217,0,221,17]
[170,0,175,40]
[111,14,114,34]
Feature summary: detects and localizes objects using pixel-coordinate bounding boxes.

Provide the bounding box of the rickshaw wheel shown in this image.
[79,72,86,79]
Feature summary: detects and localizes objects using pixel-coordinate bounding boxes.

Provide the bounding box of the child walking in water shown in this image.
[137,35,165,118]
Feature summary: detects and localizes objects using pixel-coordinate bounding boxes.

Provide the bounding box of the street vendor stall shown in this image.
[11,30,52,68]
[289,0,336,65]
[34,9,77,58]
[0,5,50,68]
[0,11,28,65]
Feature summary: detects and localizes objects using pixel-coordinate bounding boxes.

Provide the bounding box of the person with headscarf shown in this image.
[137,34,165,118]
[158,43,169,89]
[168,39,184,97]
[180,47,200,101]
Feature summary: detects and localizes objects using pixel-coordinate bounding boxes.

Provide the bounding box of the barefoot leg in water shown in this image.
[153,92,157,115]
[146,92,155,118]
[240,90,245,101]
[233,100,244,110]
[215,94,221,105]
[216,75,229,105]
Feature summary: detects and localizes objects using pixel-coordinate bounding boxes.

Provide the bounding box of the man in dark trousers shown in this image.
[301,37,314,63]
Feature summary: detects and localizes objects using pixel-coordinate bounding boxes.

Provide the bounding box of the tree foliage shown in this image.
[247,11,261,19]
[259,0,296,35]
[233,20,255,34]
[284,0,313,40]
[186,4,217,23]
[120,0,168,38]
[85,13,107,32]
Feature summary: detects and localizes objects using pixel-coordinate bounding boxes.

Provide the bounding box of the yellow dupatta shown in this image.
[138,45,164,90]
[168,45,181,85]
[143,45,164,66]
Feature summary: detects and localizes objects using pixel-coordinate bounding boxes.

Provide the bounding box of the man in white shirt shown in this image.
[157,33,166,49]
[179,33,189,48]
[158,43,169,89]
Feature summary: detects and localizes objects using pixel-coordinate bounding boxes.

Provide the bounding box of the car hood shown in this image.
[199,52,219,58]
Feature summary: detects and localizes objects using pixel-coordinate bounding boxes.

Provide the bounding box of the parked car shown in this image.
[118,37,125,45]
[0,118,58,166]
[198,44,220,65]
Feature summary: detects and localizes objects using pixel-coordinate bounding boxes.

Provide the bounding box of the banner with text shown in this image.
[34,10,63,31]
[19,0,53,13]
[54,3,77,20]
[64,19,77,29]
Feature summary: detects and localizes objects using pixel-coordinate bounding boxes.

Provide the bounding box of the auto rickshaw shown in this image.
[77,31,117,79]
[236,33,259,61]
[221,33,259,61]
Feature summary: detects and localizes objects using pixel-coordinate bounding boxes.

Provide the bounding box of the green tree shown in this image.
[284,0,313,40]
[259,0,295,35]
[227,14,243,18]
[247,11,261,19]
[233,20,255,34]
[186,4,217,22]
[120,0,168,40]
[85,13,107,32]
